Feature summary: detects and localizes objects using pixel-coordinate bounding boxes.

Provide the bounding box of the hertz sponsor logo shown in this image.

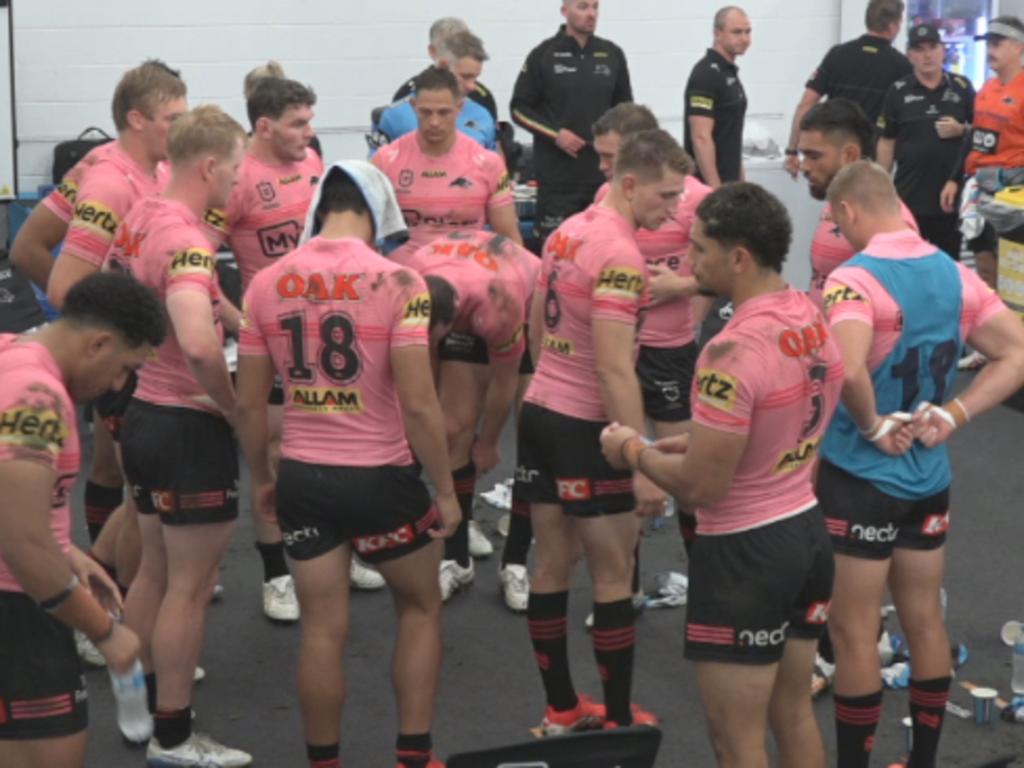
[204,208,228,233]
[543,335,574,355]
[73,200,119,237]
[595,267,644,300]
[169,248,216,278]
[690,95,714,111]
[695,368,737,411]
[291,387,364,413]
[822,285,866,313]
[774,437,820,474]
[57,179,80,205]
[497,171,512,192]
[0,407,67,454]
[276,272,362,301]
[401,293,431,327]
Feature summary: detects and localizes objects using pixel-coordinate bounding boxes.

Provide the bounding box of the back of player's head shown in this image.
[429,17,468,48]
[315,168,374,235]
[866,0,904,33]
[826,160,901,215]
[246,77,317,129]
[614,129,692,181]
[437,31,488,64]
[593,103,659,138]
[168,105,247,166]
[799,99,874,159]
[243,60,287,101]
[413,67,461,100]
[696,183,792,273]
[424,275,457,332]
[62,272,166,348]
[112,59,187,132]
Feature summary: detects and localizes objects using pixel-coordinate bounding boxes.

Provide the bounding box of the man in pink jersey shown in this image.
[796,98,917,308]
[517,129,684,734]
[107,106,252,767]
[602,182,843,767]
[0,272,163,768]
[235,164,459,768]
[218,76,328,621]
[406,230,537,600]
[371,67,521,263]
[818,162,1024,768]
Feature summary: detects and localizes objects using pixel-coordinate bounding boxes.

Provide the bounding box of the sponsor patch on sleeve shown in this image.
[496,171,512,193]
[0,405,68,456]
[169,247,216,279]
[689,95,714,111]
[400,292,432,328]
[822,284,867,313]
[71,200,120,238]
[57,179,80,205]
[695,368,739,412]
[594,266,644,301]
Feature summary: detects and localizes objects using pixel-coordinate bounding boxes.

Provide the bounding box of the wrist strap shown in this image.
[39,575,79,612]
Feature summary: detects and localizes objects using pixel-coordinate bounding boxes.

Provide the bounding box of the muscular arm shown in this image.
[47,252,97,310]
[11,206,66,291]
[234,353,276,486]
[593,317,645,432]
[958,309,1024,419]
[487,204,524,246]
[832,319,881,432]
[166,290,236,416]
[688,116,722,189]
[476,355,520,449]
[528,282,545,365]
[786,88,822,152]
[876,138,896,173]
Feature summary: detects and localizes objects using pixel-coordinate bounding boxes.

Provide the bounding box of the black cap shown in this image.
[974,16,1024,43]
[908,23,942,48]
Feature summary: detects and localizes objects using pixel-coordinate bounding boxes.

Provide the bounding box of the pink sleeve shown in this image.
[0,380,69,471]
[391,270,431,348]
[958,263,1011,337]
[164,238,218,297]
[237,277,268,356]
[40,186,75,224]
[61,174,133,267]
[690,340,759,435]
[591,245,645,324]
[486,152,514,210]
[823,267,878,327]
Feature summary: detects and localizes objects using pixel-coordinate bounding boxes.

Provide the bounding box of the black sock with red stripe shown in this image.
[154,706,191,750]
[501,497,533,567]
[834,690,883,768]
[307,743,340,768]
[84,481,122,543]
[395,733,432,768]
[908,676,950,768]
[592,598,635,726]
[528,590,576,711]
[444,463,475,568]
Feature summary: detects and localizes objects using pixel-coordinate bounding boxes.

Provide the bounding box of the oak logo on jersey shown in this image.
[113,226,146,259]
[822,285,866,313]
[169,248,216,278]
[401,293,432,327]
[774,437,820,474]
[258,220,303,259]
[595,267,644,300]
[291,387,364,413]
[276,272,362,302]
[543,335,574,355]
[546,232,582,263]
[778,321,829,358]
[257,181,276,203]
[695,368,737,411]
[0,406,67,454]
[73,200,119,237]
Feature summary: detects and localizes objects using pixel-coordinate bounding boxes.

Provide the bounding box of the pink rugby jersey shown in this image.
[56,142,167,269]
[239,236,431,467]
[690,288,844,535]
[525,204,646,422]
[824,230,1008,369]
[407,231,537,359]
[223,149,323,289]
[809,200,917,308]
[0,337,79,593]
[104,197,224,412]
[371,131,513,262]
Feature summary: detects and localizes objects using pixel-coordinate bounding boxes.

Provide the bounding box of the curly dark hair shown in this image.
[799,99,874,159]
[696,183,792,273]
[62,272,166,348]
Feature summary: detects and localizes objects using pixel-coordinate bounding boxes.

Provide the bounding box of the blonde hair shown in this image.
[826,160,901,215]
[243,60,287,100]
[112,60,187,132]
[168,105,247,166]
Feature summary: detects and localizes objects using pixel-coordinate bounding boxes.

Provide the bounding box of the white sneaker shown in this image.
[146,731,252,767]
[468,520,494,558]
[76,630,106,668]
[262,575,300,622]
[350,557,386,590]
[439,559,474,602]
[498,563,529,612]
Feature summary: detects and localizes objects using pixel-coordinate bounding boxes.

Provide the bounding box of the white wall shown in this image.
[12,0,867,287]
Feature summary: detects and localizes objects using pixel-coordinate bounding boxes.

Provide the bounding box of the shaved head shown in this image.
[827,160,901,216]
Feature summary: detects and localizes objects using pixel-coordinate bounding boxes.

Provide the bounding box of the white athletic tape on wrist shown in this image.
[864,412,912,442]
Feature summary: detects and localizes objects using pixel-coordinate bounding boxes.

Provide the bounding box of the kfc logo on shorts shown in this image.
[556,478,592,501]
[805,601,831,625]
[150,490,175,513]
[283,526,320,547]
[354,524,414,555]
[921,513,950,537]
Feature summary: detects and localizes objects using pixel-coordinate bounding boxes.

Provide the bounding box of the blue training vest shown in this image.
[821,250,963,500]
[376,98,496,150]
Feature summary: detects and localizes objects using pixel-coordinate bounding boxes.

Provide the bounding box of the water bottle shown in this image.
[1012,639,1024,695]
[109,659,153,744]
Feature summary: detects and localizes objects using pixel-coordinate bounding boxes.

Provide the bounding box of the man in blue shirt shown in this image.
[378,31,496,150]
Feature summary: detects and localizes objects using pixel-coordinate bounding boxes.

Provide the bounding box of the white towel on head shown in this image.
[301,160,408,247]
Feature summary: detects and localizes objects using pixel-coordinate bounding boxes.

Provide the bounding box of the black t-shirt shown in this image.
[684,48,747,184]
[807,34,913,123]
[879,72,975,215]
[0,255,45,334]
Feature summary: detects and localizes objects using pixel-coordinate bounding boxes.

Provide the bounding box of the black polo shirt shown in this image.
[684,48,747,184]
[807,34,913,123]
[879,71,975,216]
